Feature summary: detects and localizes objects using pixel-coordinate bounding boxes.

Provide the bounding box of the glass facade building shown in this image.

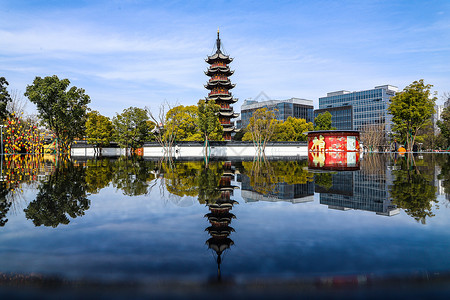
[239,98,314,129]
[315,85,398,132]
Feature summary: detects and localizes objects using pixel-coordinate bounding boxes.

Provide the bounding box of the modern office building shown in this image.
[315,85,398,132]
[239,97,314,129]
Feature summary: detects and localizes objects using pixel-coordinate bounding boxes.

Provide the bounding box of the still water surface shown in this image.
[0,153,449,285]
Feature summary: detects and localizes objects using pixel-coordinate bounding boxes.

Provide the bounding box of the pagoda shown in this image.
[205,30,239,140]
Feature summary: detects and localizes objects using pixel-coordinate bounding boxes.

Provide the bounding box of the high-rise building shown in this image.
[239,97,314,129]
[433,104,445,134]
[204,30,239,140]
[315,85,398,132]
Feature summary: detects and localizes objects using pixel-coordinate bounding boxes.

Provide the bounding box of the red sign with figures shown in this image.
[308,131,360,152]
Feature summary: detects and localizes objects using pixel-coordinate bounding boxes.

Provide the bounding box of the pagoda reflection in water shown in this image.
[204,161,238,280]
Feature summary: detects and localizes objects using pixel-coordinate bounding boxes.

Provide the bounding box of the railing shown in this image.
[211,62,226,68]
[209,90,230,96]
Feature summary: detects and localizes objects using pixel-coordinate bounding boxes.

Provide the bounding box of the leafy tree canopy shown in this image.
[24,75,91,152]
[165,105,202,141]
[197,99,223,142]
[86,111,114,148]
[388,79,436,151]
[0,77,12,121]
[242,108,278,156]
[314,111,335,131]
[112,106,154,150]
[274,117,313,141]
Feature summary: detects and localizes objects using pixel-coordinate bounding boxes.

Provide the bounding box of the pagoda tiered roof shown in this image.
[205,66,234,76]
[205,52,233,64]
[207,94,239,103]
[219,111,239,118]
[204,80,236,90]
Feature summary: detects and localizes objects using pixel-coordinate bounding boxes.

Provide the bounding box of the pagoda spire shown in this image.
[216,28,221,53]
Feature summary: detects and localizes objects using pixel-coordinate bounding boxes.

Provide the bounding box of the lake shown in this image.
[1,153,450,298]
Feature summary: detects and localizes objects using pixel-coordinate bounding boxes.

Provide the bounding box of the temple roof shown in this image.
[205,67,234,76]
[222,127,236,133]
[204,80,236,90]
[207,95,239,103]
[219,111,239,118]
[205,53,233,64]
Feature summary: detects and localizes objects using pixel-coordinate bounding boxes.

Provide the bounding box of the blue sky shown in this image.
[1,0,449,117]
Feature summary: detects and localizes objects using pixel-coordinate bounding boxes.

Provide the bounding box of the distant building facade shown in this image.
[315,85,398,133]
[433,104,445,134]
[239,97,314,129]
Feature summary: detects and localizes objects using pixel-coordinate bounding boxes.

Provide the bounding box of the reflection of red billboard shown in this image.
[308,131,360,152]
[308,151,360,171]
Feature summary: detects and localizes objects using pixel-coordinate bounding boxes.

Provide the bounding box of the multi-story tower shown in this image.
[205,30,239,140]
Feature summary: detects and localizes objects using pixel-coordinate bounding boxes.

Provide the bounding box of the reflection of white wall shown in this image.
[143,144,308,158]
[241,190,314,204]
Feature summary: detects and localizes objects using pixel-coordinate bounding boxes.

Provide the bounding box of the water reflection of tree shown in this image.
[390,154,437,224]
[162,161,203,197]
[85,158,114,194]
[24,160,90,228]
[314,173,334,190]
[241,160,313,195]
[110,157,155,196]
[0,183,12,227]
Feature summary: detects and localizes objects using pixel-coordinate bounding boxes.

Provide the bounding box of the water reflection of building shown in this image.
[238,174,314,204]
[316,155,399,216]
[204,161,238,279]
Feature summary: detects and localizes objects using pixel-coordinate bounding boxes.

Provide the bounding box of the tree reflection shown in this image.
[85,158,114,194]
[390,154,437,224]
[160,161,202,197]
[0,183,12,227]
[110,157,155,196]
[24,160,90,227]
[241,160,313,195]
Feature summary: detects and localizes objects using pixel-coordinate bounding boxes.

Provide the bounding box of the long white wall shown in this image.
[143,143,307,158]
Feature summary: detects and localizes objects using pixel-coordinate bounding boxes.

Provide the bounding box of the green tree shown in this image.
[24,75,91,152]
[437,106,450,149]
[165,105,202,141]
[388,79,436,152]
[198,99,223,161]
[85,111,114,149]
[0,77,12,121]
[274,117,313,141]
[24,161,90,228]
[242,108,278,156]
[112,107,154,152]
[314,111,335,131]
